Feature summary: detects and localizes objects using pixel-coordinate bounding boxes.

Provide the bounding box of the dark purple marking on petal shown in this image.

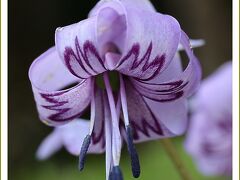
[142,91,184,102]
[41,102,68,109]
[79,134,91,171]
[140,54,165,81]
[139,80,183,87]
[150,81,187,93]
[118,43,139,68]
[109,166,123,180]
[40,93,71,121]
[130,78,189,102]
[82,39,106,72]
[131,116,164,140]
[117,43,166,80]
[133,83,185,102]
[50,111,85,122]
[48,108,72,121]
[75,37,99,74]
[41,97,86,122]
[40,92,68,104]
[64,37,106,77]
[126,80,164,140]
[126,125,140,178]
[133,80,188,94]
[130,43,149,70]
[38,80,91,122]
[64,46,91,78]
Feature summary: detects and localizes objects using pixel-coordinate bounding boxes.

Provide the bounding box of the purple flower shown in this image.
[29,0,201,179]
[185,62,232,176]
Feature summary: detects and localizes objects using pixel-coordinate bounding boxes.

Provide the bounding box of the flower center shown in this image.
[79,72,140,180]
[96,71,120,91]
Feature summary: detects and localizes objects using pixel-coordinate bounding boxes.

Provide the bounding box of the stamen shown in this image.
[109,166,123,180]
[119,75,129,125]
[78,134,91,171]
[103,73,122,166]
[126,126,140,178]
[120,75,141,178]
[89,84,96,134]
[79,80,96,171]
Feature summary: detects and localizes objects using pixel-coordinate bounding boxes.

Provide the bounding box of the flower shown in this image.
[29,0,201,179]
[185,62,232,176]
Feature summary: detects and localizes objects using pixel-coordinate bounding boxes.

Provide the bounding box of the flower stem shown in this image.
[160,139,192,180]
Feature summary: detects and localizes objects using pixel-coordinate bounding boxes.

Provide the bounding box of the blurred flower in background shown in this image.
[185,62,232,176]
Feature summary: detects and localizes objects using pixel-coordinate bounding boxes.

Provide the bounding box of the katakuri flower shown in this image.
[29,0,202,179]
[185,62,232,176]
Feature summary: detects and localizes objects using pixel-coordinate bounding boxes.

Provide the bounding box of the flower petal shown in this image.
[90,0,181,79]
[29,47,92,126]
[124,79,177,143]
[89,0,155,17]
[36,129,62,160]
[129,31,202,102]
[119,0,156,12]
[115,4,181,80]
[55,16,106,78]
[61,119,105,156]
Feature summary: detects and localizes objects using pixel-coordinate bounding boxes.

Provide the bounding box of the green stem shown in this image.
[161,139,192,180]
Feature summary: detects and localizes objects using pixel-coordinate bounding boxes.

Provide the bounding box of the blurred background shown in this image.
[9,0,232,180]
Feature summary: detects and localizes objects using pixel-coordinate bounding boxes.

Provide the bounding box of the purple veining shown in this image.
[116,43,166,80]
[64,38,106,79]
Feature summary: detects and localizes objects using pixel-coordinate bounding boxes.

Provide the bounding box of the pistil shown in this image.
[104,92,113,180]
[103,73,122,167]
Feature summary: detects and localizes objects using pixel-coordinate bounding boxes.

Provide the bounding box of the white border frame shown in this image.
[232,0,239,179]
[1,0,8,179]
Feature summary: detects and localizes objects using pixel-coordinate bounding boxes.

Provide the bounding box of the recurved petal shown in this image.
[130,31,202,102]
[55,16,107,79]
[89,0,181,79]
[119,0,156,12]
[115,3,181,80]
[29,47,92,126]
[89,0,155,17]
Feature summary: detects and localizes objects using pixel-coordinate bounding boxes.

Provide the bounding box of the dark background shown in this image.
[9,0,232,179]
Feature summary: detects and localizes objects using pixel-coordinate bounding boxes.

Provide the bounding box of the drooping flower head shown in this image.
[29,0,202,179]
[185,62,232,176]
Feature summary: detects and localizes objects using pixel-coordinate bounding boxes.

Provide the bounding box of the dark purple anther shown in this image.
[109,166,123,180]
[79,134,91,171]
[126,125,140,178]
